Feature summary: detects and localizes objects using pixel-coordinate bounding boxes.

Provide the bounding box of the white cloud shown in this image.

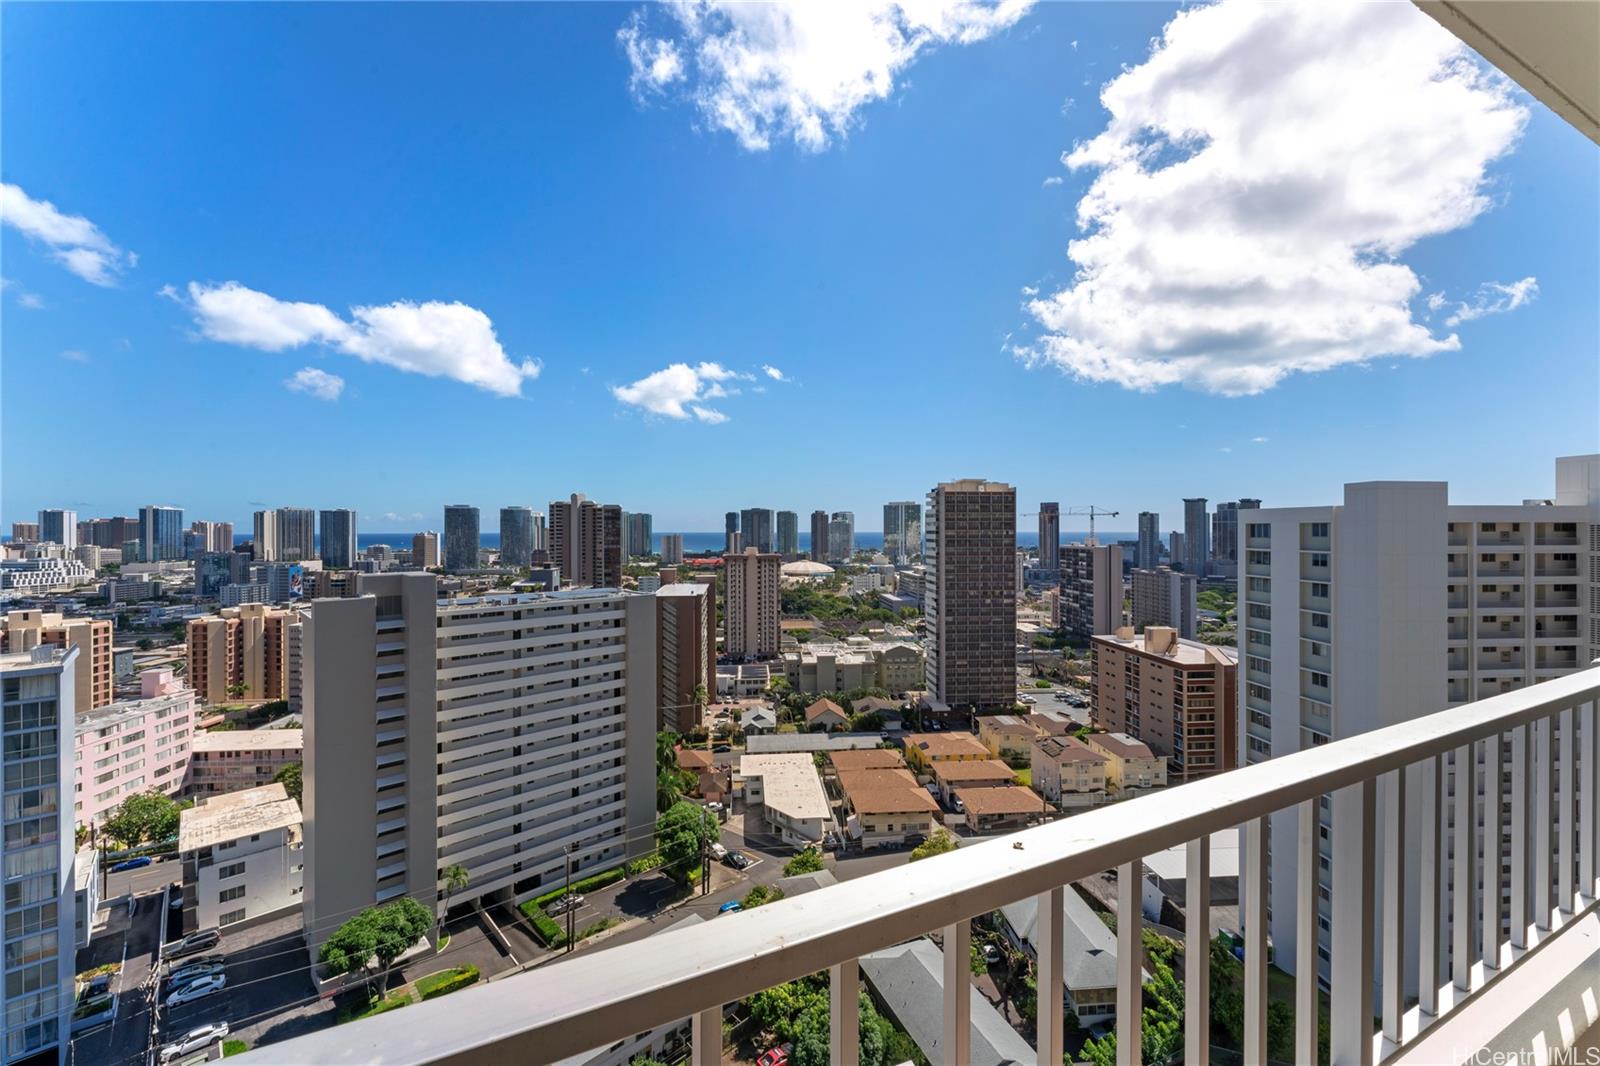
[762,364,786,381]
[612,361,744,422]
[1425,292,1447,312]
[1041,175,1063,187]
[180,281,540,397]
[0,183,132,286]
[381,511,425,523]
[620,0,1034,151]
[1251,436,1269,444]
[58,349,88,363]
[1016,1,1527,396]
[1444,276,1538,326]
[285,366,345,401]
[16,292,44,310]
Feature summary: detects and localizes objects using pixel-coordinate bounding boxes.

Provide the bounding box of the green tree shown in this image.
[273,762,302,804]
[909,828,958,862]
[782,847,824,877]
[655,801,717,884]
[318,897,433,998]
[440,864,469,936]
[101,791,184,849]
[655,732,694,813]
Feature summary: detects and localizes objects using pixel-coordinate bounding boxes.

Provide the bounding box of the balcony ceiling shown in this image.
[1415,0,1600,143]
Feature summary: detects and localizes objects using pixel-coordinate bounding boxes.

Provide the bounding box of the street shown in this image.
[70,857,174,1066]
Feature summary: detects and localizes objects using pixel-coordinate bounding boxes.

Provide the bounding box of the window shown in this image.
[218,885,246,903]
[1310,552,1329,568]
[217,862,246,879]
[1247,522,1270,538]
[219,908,247,926]
[1311,613,1329,629]
[1309,522,1329,538]
[1310,583,1329,598]
[1309,672,1330,688]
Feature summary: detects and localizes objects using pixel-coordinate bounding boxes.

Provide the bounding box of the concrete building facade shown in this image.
[73,669,195,829]
[724,548,780,659]
[1091,626,1236,782]
[659,534,684,566]
[1,611,113,711]
[186,730,303,797]
[1058,543,1123,644]
[179,783,303,930]
[185,604,293,704]
[412,531,440,569]
[1131,566,1198,638]
[924,480,1016,713]
[549,494,622,588]
[656,583,716,732]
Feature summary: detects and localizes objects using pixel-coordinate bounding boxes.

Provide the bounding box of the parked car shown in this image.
[167,928,220,959]
[725,851,752,870]
[718,901,742,915]
[110,856,153,873]
[924,782,938,797]
[709,842,728,861]
[951,795,965,814]
[159,1022,229,1062]
[167,883,184,910]
[545,894,583,916]
[164,973,225,1008]
[166,954,222,974]
[165,963,224,992]
[712,744,732,753]
[757,1041,794,1066]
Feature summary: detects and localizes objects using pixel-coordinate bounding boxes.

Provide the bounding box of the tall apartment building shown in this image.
[1,645,77,1066]
[82,516,134,551]
[201,520,235,553]
[1090,626,1236,782]
[626,512,654,559]
[660,534,685,566]
[724,512,740,554]
[827,512,855,562]
[299,575,658,956]
[657,583,716,731]
[442,505,481,572]
[881,501,921,565]
[140,504,184,562]
[36,510,76,550]
[412,531,440,569]
[1,611,114,711]
[253,508,314,562]
[1131,566,1198,638]
[1136,512,1161,570]
[1058,543,1124,644]
[9,523,40,543]
[186,604,292,704]
[775,511,799,557]
[74,668,195,828]
[500,507,536,567]
[724,548,780,660]
[317,509,357,569]
[739,509,774,553]
[809,511,829,562]
[1243,455,1600,986]
[1038,502,1061,573]
[924,479,1016,713]
[549,494,623,588]
[1182,499,1208,578]
[1209,498,1261,568]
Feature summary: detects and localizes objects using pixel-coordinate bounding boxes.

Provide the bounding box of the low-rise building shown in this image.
[716,662,770,698]
[186,729,303,797]
[1030,736,1109,810]
[976,714,1042,763]
[1091,625,1237,781]
[929,758,1017,803]
[859,939,1036,1066]
[1000,887,1138,1024]
[740,707,777,734]
[736,754,831,845]
[1086,732,1167,792]
[73,668,196,829]
[957,785,1045,833]
[900,731,990,773]
[803,697,849,731]
[178,782,303,930]
[782,638,924,696]
[833,754,939,848]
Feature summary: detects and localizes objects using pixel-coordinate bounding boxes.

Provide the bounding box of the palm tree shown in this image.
[439,864,469,946]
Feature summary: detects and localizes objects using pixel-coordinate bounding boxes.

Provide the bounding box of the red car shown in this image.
[757,1042,793,1066]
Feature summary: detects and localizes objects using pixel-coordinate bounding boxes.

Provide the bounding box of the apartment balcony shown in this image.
[1476,656,1526,673]
[1476,530,1524,547]
[1534,525,1580,547]
[1533,561,1579,578]
[1537,590,1580,609]
[1536,618,1581,640]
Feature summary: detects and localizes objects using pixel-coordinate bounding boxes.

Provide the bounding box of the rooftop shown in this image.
[744,732,884,754]
[1034,736,1107,765]
[1095,628,1239,667]
[931,759,1017,785]
[827,749,906,772]
[859,939,1036,1066]
[737,754,831,823]
[191,728,305,753]
[178,783,302,852]
[956,785,1046,816]
[904,731,990,759]
[1088,732,1157,761]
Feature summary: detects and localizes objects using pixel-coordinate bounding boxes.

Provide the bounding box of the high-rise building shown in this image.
[723,547,781,659]
[1,643,77,1065]
[660,533,685,566]
[84,516,138,551]
[627,512,654,559]
[319,509,358,569]
[1169,531,1185,573]
[443,505,480,572]
[37,509,76,550]
[809,510,829,562]
[1209,498,1261,568]
[140,504,184,562]
[186,604,293,704]
[882,501,922,564]
[1136,512,1162,570]
[1244,455,1600,986]
[300,575,658,956]
[738,509,773,553]
[9,522,40,543]
[724,512,740,554]
[500,507,536,567]
[1182,498,1209,578]
[548,494,622,588]
[656,583,716,732]
[1091,626,1236,782]
[1130,567,1198,638]
[1,610,114,711]
[827,512,854,562]
[411,531,440,569]
[775,511,799,557]
[197,552,250,598]
[1038,502,1061,573]
[252,508,315,563]
[924,479,1016,713]
[191,520,233,554]
[1058,543,1124,643]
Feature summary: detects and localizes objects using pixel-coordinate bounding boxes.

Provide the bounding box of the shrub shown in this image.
[528,867,625,909]
[517,902,567,947]
[336,991,412,1024]
[416,965,480,1000]
[625,851,665,876]
[221,1040,248,1057]
[782,847,824,877]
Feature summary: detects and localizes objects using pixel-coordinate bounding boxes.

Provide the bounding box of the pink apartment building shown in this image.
[73,668,196,831]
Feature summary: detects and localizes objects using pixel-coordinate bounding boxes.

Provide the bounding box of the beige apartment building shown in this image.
[781,637,924,696]
[656,582,716,731]
[1090,625,1237,782]
[1030,736,1109,808]
[723,547,780,659]
[1085,732,1167,791]
[185,604,293,704]
[412,531,440,569]
[0,610,114,710]
[549,493,623,588]
[924,479,1016,712]
[186,729,304,797]
[1130,566,1198,638]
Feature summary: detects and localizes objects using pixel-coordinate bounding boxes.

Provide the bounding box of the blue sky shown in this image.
[3,1,1595,534]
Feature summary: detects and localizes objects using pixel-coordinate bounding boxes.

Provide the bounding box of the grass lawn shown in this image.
[415,965,480,1000]
[1012,767,1032,788]
[221,1040,248,1057]
[337,991,413,1024]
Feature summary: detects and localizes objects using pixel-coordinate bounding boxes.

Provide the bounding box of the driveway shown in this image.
[70,875,167,1066]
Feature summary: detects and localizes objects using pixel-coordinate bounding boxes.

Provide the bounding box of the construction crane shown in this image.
[1066,505,1120,545]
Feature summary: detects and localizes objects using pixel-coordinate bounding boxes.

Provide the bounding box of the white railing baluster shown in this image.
[830,960,859,1066]
[1509,724,1529,950]
[1243,818,1268,1066]
[1296,800,1319,1063]
[1481,731,1501,970]
[1185,839,1210,1066]
[692,1005,721,1066]
[1331,780,1376,1066]
[1534,715,1553,929]
[1582,697,1598,899]
[1558,704,1575,912]
[1451,743,1475,990]
[1037,887,1064,1066]
[943,919,971,1066]
[1116,860,1142,1066]
[1382,770,1406,1041]
[1418,756,1442,1015]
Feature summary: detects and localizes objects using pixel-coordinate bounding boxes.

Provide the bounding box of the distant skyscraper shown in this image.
[827,512,855,562]
[1210,498,1262,566]
[443,505,480,571]
[1131,566,1198,638]
[1136,512,1161,570]
[320,509,358,569]
[724,512,740,554]
[1058,543,1123,642]
[660,533,685,565]
[1038,502,1060,572]
[9,522,39,543]
[140,505,184,562]
[924,479,1016,712]
[739,508,774,553]
[1169,531,1185,571]
[775,511,799,557]
[500,507,535,567]
[882,501,921,564]
[724,547,781,658]
[548,494,622,587]
[412,531,440,569]
[37,509,76,550]
[627,512,654,558]
[809,510,829,562]
[253,508,314,562]
[1182,498,1209,578]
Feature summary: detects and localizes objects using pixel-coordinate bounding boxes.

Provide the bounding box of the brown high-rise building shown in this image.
[0,610,114,710]
[186,604,293,704]
[1090,626,1236,782]
[723,547,780,659]
[549,494,622,588]
[924,479,1016,714]
[656,583,716,731]
[412,531,440,569]
[809,510,829,563]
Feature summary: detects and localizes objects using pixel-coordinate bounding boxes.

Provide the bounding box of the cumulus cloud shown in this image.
[1041,176,1063,187]
[0,183,133,286]
[1251,436,1269,444]
[1444,276,1538,326]
[612,361,745,422]
[1015,1,1527,396]
[620,0,1034,151]
[178,281,540,397]
[285,366,345,401]
[762,364,786,381]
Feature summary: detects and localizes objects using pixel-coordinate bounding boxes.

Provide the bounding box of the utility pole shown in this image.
[701,834,711,896]
[564,844,575,952]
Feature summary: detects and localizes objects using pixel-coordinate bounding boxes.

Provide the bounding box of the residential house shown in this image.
[859,939,1036,1066]
[958,785,1046,833]
[929,759,1017,803]
[999,887,1139,1025]
[901,731,990,774]
[804,698,849,732]
[1030,736,1110,811]
[1086,732,1168,792]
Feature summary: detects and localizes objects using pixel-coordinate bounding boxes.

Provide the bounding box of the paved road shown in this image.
[70,859,174,1066]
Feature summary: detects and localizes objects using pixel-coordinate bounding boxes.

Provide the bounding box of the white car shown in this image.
[160,1022,229,1061]
[710,842,729,861]
[165,962,224,990]
[165,973,226,1008]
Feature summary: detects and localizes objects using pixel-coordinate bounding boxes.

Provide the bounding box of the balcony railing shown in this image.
[246,665,1600,1066]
